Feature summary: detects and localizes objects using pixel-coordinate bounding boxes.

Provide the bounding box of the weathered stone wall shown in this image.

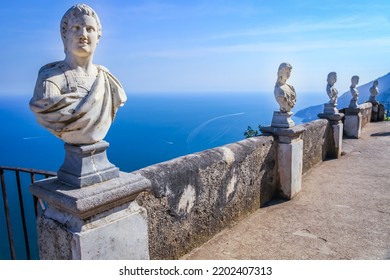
[299,119,330,174]
[359,102,372,127]
[133,136,277,259]
[340,103,372,128]
[129,117,362,259]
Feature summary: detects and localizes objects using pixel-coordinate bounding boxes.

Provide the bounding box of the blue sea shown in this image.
[0,91,325,259]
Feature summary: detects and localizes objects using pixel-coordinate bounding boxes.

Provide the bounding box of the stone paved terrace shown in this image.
[182,121,390,260]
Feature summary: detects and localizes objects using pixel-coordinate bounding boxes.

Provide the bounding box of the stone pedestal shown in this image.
[318,113,344,158]
[271,111,295,128]
[349,99,358,109]
[30,172,151,260]
[369,102,385,122]
[260,126,305,199]
[370,103,379,122]
[323,103,339,114]
[344,108,362,138]
[58,141,119,188]
[378,103,385,121]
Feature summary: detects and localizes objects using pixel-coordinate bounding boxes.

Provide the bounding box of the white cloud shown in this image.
[136,36,390,59]
[203,16,377,41]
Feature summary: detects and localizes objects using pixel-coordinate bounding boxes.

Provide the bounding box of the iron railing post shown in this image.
[0,166,56,260]
[0,168,16,259]
[15,170,31,260]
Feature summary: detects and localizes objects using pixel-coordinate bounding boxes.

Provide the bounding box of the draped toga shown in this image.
[274,83,296,113]
[30,61,127,145]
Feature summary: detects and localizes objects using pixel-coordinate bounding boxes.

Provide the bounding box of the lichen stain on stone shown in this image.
[178,184,196,214]
[220,147,235,165]
[226,171,237,201]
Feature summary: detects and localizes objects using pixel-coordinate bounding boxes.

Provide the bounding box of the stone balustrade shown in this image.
[29,93,382,260]
[31,116,345,259]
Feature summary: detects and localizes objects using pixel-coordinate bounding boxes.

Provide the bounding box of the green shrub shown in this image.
[244,125,262,138]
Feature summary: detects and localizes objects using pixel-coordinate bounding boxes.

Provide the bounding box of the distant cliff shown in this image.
[296,72,390,122]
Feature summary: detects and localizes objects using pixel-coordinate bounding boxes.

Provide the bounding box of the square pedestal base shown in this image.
[318,113,344,158]
[31,172,151,260]
[323,103,339,114]
[38,201,149,260]
[344,110,362,139]
[278,139,303,199]
[260,126,305,199]
[58,141,119,188]
[271,111,295,128]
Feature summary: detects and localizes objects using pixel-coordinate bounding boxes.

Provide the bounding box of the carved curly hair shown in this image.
[60,4,102,44]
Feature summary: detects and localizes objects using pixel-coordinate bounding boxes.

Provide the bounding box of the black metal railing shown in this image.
[0,166,56,260]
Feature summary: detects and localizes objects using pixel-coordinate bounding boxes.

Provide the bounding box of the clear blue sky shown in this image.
[1,0,390,95]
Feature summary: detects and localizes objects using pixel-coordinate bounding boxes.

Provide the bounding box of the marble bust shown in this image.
[270,62,296,128]
[29,4,127,145]
[274,62,296,113]
[326,72,338,105]
[349,75,359,108]
[369,80,379,104]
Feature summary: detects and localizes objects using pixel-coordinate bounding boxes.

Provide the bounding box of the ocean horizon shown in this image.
[0,91,326,259]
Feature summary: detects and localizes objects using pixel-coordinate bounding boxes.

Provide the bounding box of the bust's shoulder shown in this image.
[287,83,295,92]
[275,83,294,94]
[38,61,64,76]
[95,64,110,73]
[35,61,69,91]
[37,61,65,78]
[274,84,283,94]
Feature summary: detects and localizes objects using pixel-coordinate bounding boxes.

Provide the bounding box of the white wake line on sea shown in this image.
[186,112,245,144]
[23,136,51,140]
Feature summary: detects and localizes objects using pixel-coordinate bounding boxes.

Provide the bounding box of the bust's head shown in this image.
[373,79,379,86]
[327,72,337,85]
[277,62,292,83]
[60,4,102,56]
[351,75,359,86]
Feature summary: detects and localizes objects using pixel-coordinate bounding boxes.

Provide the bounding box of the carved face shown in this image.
[328,73,337,85]
[64,14,99,59]
[284,68,291,79]
[278,67,291,83]
[351,76,359,86]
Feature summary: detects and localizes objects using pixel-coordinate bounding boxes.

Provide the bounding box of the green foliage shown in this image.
[383,102,390,121]
[244,125,262,138]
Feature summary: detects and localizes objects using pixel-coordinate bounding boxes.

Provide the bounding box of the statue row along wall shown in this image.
[271,64,382,123]
[269,62,384,140]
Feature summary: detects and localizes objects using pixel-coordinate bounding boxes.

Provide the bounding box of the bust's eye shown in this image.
[72,25,80,31]
[86,26,95,33]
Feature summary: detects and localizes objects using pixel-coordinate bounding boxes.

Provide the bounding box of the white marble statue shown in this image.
[274,62,296,113]
[369,80,379,104]
[326,72,338,106]
[30,4,127,145]
[349,75,359,108]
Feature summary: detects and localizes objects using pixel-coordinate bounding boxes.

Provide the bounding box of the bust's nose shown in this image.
[77,27,88,37]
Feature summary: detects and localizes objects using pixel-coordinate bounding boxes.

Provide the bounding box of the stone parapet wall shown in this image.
[339,102,372,128]
[133,136,277,259]
[131,119,338,259]
[31,107,376,260]
[30,96,378,260]
[299,119,330,174]
[359,102,372,127]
